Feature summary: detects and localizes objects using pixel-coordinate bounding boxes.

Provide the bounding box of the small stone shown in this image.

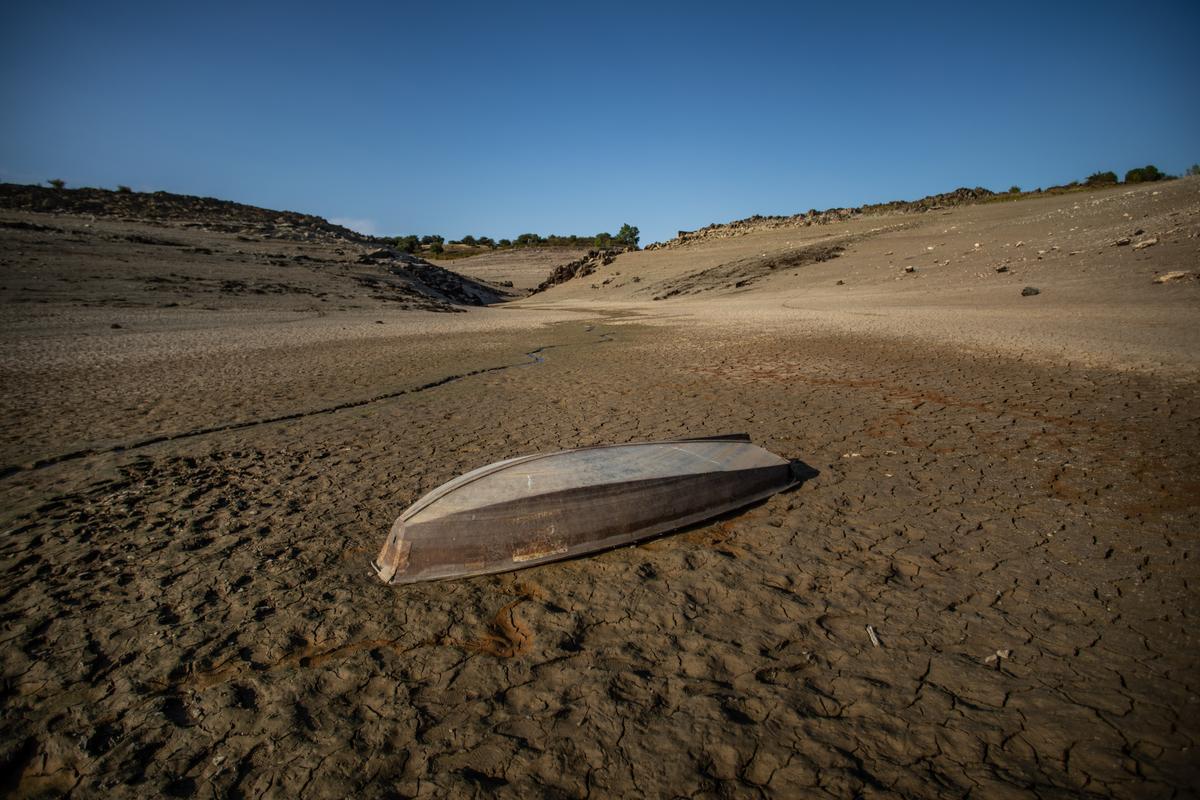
[110,323,122,329]
[1132,237,1159,250]
[904,265,916,273]
[1021,286,1040,297]
[1015,241,1025,247]
[983,648,1012,664]
[1154,271,1192,284]
[995,265,1009,273]
[1133,228,1144,235]
[1113,237,1131,246]
[836,280,845,285]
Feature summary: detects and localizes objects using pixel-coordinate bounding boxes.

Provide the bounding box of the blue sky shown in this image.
[2,1,1197,245]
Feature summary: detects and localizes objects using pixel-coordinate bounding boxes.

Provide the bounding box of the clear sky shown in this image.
[2,1,1197,245]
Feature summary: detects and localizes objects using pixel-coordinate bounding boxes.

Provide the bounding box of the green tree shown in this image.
[1186,164,1200,177]
[594,232,613,248]
[515,233,541,246]
[460,235,477,246]
[429,241,444,255]
[498,238,512,247]
[1008,185,1021,194]
[1124,165,1165,183]
[47,178,65,189]
[116,185,133,193]
[395,235,420,253]
[1085,171,1118,186]
[615,223,640,249]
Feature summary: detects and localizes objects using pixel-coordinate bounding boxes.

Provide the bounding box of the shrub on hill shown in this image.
[1086,171,1118,186]
[616,223,640,250]
[47,179,65,189]
[1125,165,1165,183]
[1187,164,1200,177]
[394,235,420,253]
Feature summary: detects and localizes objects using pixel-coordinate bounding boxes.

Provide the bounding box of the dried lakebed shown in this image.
[1,316,1196,798]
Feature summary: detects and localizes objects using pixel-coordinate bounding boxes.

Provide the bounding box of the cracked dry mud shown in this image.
[1,321,1196,798]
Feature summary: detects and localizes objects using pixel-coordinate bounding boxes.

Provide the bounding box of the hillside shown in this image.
[0,184,510,314]
[522,178,1200,372]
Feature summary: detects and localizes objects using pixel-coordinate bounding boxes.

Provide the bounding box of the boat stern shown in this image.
[373,518,412,584]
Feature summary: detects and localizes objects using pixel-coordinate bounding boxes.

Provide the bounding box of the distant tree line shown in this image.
[391,224,639,255]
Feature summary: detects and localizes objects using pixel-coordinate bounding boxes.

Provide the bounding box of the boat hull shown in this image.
[374,435,796,584]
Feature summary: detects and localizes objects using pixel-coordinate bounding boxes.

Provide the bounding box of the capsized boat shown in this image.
[373,434,801,585]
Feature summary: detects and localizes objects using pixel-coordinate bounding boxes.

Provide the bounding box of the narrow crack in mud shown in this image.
[0,327,615,479]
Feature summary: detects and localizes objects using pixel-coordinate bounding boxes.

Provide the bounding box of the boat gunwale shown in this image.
[398,434,762,523]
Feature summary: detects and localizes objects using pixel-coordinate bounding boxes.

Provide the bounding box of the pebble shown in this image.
[984,649,1012,664]
[1021,286,1040,297]
[1132,237,1159,250]
[1154,271,1192,284]
[904,266,916,274]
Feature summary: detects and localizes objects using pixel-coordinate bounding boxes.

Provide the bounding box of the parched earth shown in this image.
[1,315,1197,798]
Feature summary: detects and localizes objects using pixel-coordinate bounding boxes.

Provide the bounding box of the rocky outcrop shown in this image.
[530,249,620,293]
[355,249,506,307]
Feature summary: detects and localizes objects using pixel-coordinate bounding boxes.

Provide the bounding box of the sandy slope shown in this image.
[526,179,1200,373]
[0,181,1197,798]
